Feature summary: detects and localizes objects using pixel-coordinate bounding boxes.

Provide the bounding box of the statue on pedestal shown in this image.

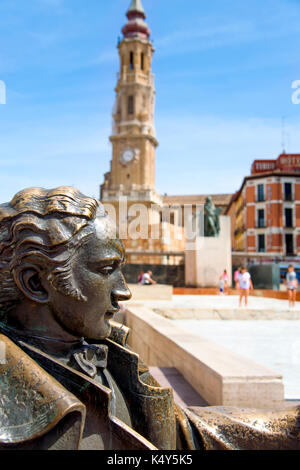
[204,197,221,237]
[0,186,299,450]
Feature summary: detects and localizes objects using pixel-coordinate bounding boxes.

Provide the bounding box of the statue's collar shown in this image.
[0,320,83,350]
[0,321,109,378]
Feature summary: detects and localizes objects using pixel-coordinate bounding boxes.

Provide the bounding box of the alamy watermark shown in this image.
[291,80,300,104]
[102,198,204,250]
[0,80,6,104]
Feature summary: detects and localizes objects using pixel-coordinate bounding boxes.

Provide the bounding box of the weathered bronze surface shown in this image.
[204,196,221,237]
[0,186,299,450]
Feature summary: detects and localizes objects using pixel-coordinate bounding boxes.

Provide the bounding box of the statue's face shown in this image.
[49,216,131,340]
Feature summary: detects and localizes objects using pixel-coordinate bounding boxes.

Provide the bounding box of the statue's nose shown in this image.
[112,274,132,301]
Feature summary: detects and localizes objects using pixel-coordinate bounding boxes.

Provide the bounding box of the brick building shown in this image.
[226,153,300,264]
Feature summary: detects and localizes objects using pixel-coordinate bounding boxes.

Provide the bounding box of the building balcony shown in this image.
[236,204,245,217]
[117,72,154,86]
[234,224,246,236]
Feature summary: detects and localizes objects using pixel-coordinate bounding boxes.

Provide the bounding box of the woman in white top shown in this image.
[285,265,298,308]
[238,266,253,307]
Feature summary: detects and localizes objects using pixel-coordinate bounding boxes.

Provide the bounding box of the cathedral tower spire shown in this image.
[128,0,145,15]
[101,0,159,204]
[122,0,150,40]
[100,3,185,266]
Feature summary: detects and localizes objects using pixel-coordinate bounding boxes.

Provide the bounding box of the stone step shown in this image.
[149,366,208,408]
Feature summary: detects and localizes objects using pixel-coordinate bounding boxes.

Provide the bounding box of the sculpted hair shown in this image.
[0,186,105,314]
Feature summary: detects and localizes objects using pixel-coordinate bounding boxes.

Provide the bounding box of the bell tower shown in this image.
[101,0,161,205]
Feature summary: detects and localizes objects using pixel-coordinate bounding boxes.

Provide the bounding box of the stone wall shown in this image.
[125,305,284,409]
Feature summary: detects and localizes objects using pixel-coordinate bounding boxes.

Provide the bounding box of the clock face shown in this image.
[121,149,135,164]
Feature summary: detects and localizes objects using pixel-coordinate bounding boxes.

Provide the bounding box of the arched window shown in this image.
[117,99,121,115]
[128,96,134,114]
[129,52,134,70]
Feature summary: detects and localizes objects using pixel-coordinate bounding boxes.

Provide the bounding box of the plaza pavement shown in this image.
[126,295,300,402]
[128,294,300,321]
[139,294,300,312]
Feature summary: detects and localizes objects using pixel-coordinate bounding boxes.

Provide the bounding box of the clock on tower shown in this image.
[120,149,135,165]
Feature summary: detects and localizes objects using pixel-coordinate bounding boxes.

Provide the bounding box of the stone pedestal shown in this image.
[185,216,232,287]
[126,306,284,409]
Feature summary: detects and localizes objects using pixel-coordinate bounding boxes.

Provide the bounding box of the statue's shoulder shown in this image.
[108,321,130,347]
[185,405,300,450]
[0,333,85,449]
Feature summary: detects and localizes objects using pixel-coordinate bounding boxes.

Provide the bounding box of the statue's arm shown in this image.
[0,411,83,451]
[184,405,300,450]
[0,334,85,451]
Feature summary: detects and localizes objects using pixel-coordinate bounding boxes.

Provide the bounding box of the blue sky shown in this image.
[0,0,300,202]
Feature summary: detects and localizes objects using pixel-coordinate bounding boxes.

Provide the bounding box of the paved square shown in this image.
[175,318,300,400]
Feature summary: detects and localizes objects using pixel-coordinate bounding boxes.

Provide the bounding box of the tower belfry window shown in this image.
[129,52,134,70]
[141,53,144,70]
[128,96,134,114]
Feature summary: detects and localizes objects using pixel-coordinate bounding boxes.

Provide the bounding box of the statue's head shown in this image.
[0,186,131,340]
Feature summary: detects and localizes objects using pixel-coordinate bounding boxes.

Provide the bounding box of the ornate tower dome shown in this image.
[122,0,151,40]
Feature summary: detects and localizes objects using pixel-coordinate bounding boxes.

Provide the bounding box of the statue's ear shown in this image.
[14,266,49,304]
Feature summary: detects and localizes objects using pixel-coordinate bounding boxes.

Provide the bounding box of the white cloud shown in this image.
[156,113,300,195]
[155,1,300,57]
[0,113,112,201]
[2,112,300,202]
[89,50,118,66]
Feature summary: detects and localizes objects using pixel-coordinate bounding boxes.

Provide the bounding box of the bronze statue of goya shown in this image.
[0,186,299,450]
[204,196,221,237]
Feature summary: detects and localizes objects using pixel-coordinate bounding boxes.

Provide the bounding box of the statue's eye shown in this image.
[99,264,116,276]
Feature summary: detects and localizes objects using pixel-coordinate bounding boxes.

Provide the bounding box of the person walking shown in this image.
[285,265,298,309]
[238,266,253,307]
[221,269,229,294]
[234,267,241,289]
